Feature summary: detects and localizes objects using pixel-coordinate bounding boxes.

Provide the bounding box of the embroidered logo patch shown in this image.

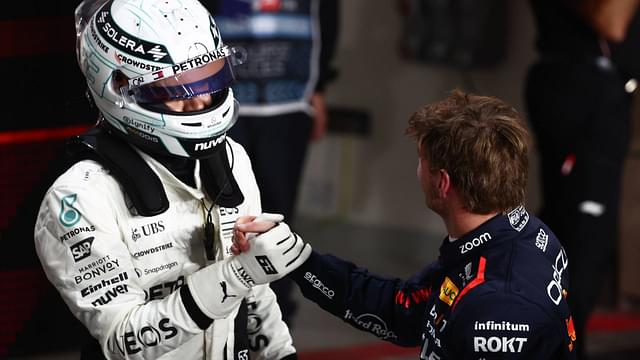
[439,276,459,306]
[59,194,82,227]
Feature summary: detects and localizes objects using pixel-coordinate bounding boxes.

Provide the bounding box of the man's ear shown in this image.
[437,169,451,198]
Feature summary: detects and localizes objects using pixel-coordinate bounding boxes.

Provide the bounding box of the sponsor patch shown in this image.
[535,228,548,252]
[231,265,255,287]
[145,276,185,301]
[116,318,177,355]
[424,304,446,349]
[129,46,232,87]
[439,277,459,306]
[91,284,129,306]
[220,281,237,303]
[133,242,174,258]
[458,262,474,287]
[304,272,335,299]
[143,261,179,276]
[125,125,160,143]
[255,255,278,275]
[459,232,492,254]
[194,133,226,152]
[474,321,530,332]
[59,225,96,242]
[70,237,95,262]
[59,194,82,227]
[547,248,568,305]
[343,310,398,340]
[75,258,120,285]
[473,336,528,353]
[81,272,128,297]
[95,1,172,64]
[507,206,529,232]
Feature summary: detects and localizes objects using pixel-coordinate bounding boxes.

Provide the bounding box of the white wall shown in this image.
[298,0,541,233]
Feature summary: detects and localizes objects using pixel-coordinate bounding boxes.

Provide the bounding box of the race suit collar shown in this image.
[137,148,207,200]
[438,206,530,266]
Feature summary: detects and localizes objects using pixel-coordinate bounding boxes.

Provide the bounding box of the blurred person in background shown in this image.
[525,1,640,357]
[206,0,340,327]
[235,90,577,359]
[33,0,309,358]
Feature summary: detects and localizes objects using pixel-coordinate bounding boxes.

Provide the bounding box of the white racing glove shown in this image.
[186,219,311,319]
[232,220,311,286]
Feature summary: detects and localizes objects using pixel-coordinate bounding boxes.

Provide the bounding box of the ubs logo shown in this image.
[131,220,165,241]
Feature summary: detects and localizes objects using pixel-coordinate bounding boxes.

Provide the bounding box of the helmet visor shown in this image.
[120,48,242,105]
[122,57,235,105]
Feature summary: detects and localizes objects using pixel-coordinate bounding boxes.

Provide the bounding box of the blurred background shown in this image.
[1,0,640,359]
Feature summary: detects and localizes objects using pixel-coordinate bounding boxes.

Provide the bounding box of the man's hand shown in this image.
[185,214,310,319]
[231,213,284,254]
[229,218,311,287]
[310,92,328,142]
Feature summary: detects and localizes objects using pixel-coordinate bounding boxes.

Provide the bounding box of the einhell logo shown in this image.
[71,237,95,262]
[81,272,128,297]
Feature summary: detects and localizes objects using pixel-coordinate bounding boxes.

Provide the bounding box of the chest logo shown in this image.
[59,194,82,227]
[70,237,95,262]
[439,277,459,306]
[535,228,549,252]
[507,205,529,232]
[131,220,165,241]
[459,232,492,254]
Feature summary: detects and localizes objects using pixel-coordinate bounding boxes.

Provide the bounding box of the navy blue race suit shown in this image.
[290,207,577,359]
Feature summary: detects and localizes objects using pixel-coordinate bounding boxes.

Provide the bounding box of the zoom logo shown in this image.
[459,233,492,254]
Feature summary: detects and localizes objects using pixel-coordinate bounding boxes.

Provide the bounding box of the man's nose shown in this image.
[181,95,213,112]
[165,94,213,112]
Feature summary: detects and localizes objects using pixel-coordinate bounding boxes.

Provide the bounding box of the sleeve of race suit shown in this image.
[34,162,247,360]
[289,250,440,347]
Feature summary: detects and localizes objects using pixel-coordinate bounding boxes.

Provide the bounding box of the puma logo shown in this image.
[220,281,237,303]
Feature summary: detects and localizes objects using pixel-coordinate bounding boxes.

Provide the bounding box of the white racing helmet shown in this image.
[75,0,243,158]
